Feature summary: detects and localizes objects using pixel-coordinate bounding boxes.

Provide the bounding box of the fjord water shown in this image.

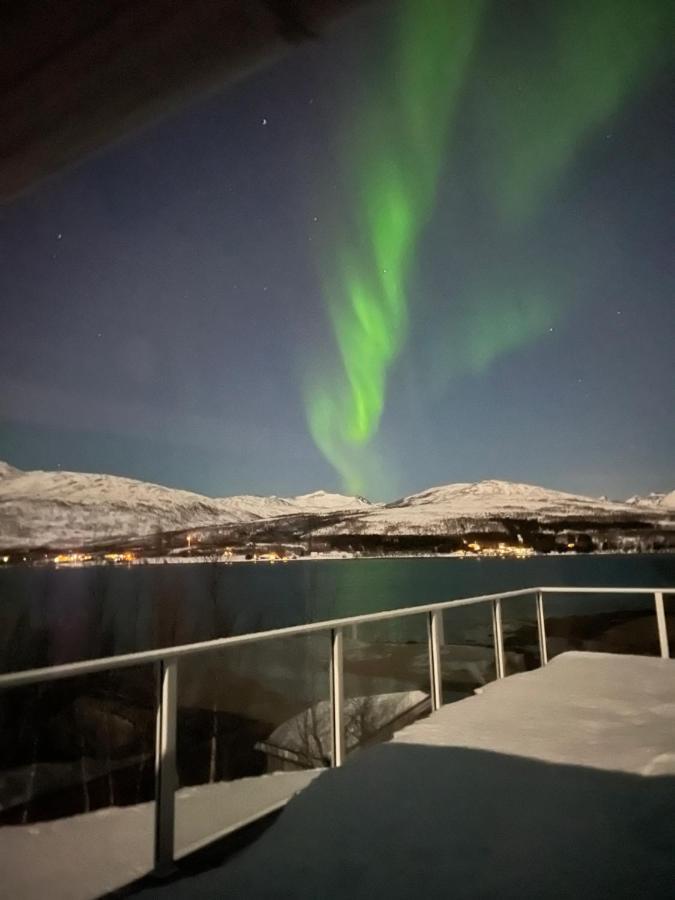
[1,553,674,672]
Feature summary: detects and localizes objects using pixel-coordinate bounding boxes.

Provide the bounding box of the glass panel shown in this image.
[501,593,542,675]
[342,615,430,757]
[174,633,328,858]
[664,593,675,656]
[439,602,496,701]
[542,591,661,658]
[0,665,155,897]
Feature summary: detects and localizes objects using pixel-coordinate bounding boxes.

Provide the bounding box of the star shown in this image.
[56,233,62,240]
[261,117,268,126]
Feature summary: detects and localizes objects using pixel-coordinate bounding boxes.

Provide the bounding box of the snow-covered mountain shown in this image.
[0,461,672,549]
[0,461,20,479]
[315,479,675,536]
[626,491,675,510]
[0,462,371,548]
[216,490,372,522]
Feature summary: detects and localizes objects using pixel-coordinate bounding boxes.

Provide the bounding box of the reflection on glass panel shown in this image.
[342,615,430,757]
[174,634,329,857]
[542,592,661,658]
[664,593,675,657]
[0,666,155,825]
[501,593,541,675]
[0,665,155,894]
[440,603,496,702]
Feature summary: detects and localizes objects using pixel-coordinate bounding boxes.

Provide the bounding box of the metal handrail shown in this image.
[1,584,672,874]
[0,585,536,688]
[0,585,670,689]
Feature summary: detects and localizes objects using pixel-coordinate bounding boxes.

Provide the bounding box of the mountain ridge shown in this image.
[0,460,672,549]
[0,461,371,549]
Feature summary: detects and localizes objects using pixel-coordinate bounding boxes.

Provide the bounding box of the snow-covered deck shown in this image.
[0,770,320,900]
[1,582,672,899]
[139,652,675,899]
[393,650,675,773]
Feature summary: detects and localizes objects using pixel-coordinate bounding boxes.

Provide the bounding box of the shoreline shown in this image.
[2,548,675,570]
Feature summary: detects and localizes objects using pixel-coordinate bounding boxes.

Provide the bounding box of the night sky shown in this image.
[1,0,673,501]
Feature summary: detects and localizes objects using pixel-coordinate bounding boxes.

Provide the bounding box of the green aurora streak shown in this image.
[480,0,672,223]
[305,0,671,493]
[306,0,484,492]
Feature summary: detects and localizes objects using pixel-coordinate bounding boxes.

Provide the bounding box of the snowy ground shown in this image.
[0,770,320,900]
[3,653,674,899]
[137,652,675,899]
[393,650,675,774]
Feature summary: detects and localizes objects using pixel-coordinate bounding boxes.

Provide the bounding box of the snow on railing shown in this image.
[0,585,672,875]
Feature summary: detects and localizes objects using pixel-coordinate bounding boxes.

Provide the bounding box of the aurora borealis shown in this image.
[305,0,672,493]
[0,0,673,501]
[305,0,484,493]
[480,0,672,224]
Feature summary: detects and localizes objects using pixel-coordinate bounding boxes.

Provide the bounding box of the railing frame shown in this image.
[427,610,443,711]
[491,598,506,679]
[654,591,670,659]
[0,584,671,873]
[329,628,345,767]
[154,658,177,874]
[536,590,548,665]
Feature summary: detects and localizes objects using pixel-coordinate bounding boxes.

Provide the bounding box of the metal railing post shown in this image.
[536,590,548,666]
[154,657,177,875]
[329,628,345,767]
[654,592,670,659]
[492,598,505,679]
[427,610,443,711]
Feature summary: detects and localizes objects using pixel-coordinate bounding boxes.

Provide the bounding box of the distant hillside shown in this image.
[314,480,675,536]
[0,461,672,551]
[0,462,371,549]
